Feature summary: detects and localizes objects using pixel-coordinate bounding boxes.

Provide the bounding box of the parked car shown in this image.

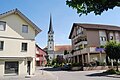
[61,64,71,70]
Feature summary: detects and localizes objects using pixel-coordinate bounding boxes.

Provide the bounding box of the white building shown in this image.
[47,15,55,60]
[0,9,41,76]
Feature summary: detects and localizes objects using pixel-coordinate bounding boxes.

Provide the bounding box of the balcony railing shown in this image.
[36,58,40,61]
[66,47,103,58]
[75,41,88,46]
[73,33,85,40]
[73,47,100,56]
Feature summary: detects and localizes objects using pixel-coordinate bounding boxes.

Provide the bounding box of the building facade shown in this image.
[36,45,47,66]
[54,45,72,59]
[0,9,41,76]
[68,23,120,65]
[47,15,55,60]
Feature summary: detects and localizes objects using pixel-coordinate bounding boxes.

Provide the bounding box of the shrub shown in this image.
[72,63,81,67]
[103,69,120,74]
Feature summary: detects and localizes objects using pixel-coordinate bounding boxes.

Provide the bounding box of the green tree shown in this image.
[66,0,120,16]
[105,41,120,71]
[64,50,69,55]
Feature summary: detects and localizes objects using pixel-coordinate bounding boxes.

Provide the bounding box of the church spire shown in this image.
[48,14,54,34]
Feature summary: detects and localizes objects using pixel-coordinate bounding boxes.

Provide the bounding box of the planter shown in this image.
[71,67,82,71]
[83,66,108,71]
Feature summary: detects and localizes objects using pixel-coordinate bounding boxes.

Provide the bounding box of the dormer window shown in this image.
[22,25,28,33]
[0,21,6,31]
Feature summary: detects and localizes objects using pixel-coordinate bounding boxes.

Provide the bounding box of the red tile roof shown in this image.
[54,45,72,52]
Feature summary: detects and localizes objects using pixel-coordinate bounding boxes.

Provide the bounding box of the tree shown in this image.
[105,41,120,71]
[66,0,120,16]
[64,50,69,55]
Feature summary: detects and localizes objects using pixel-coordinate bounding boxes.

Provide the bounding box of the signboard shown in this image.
[95,48,104,52]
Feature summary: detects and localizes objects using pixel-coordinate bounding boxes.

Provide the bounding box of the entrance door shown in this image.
[27,61,31,75]
[5,61,19,75]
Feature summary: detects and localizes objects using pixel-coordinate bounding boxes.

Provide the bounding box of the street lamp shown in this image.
[42,54,44,75]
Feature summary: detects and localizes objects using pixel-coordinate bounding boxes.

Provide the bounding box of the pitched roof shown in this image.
[54,45,72,52]
[0,8,41,34]
[69,23,120,39]
[36,44,47,55]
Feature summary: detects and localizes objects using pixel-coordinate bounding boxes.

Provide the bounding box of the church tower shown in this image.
[47,15,54,60]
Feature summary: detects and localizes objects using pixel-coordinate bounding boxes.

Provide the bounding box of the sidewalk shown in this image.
[0,67,57,80]
[106,74,120,78]
[31,67,57,80]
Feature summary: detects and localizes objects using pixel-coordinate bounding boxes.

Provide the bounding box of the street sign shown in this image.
[95,48,104,52]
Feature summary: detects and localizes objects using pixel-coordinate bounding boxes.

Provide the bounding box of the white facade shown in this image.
[0,9,41,76]
[48,33,54,51]
[47,15,54,60]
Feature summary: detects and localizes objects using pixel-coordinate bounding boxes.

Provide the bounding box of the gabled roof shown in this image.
[0,8,41,34]
[69,23,120,39]
[36,44,47,55]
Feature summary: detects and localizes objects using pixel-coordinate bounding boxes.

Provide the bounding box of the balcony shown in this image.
[73,47,100,56]
[81,47,98,53]
[73,33,85,40]
[75,41,88,46]
[36,58,40,61]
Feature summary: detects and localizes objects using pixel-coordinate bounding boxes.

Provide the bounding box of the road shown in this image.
[1,67,120,80]
[43,67,120,80]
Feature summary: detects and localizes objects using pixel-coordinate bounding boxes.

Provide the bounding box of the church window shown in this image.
[51,39,53,41]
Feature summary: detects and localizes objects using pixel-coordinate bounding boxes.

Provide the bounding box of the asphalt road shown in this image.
[43,67,120,80]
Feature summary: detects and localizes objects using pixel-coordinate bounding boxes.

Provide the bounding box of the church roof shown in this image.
[54,45,72,52]
[48,14,54,34]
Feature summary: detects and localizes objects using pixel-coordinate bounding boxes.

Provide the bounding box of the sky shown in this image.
[1,0,120,48]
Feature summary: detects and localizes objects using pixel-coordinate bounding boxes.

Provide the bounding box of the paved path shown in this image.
[0,67,56,80]
[1,67,120,80]
[43,67,120,80]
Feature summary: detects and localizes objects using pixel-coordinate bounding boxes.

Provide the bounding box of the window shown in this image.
[51,39,53,41]
[21,43,27,51]
[5,61,18,74]
[110,36,113,40]
[77,27,83,35]
[100,36,106,41]
[103,37,106,41]
[0,21,6,31]
[100,37,103,41]
[22,25,28,33]
[48,39,50,41]
[0,41,4,50]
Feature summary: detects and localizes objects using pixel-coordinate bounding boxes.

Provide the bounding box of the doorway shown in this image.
[27,61,31,75]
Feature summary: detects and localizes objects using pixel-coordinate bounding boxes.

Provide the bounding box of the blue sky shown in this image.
[1,0,120,48]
